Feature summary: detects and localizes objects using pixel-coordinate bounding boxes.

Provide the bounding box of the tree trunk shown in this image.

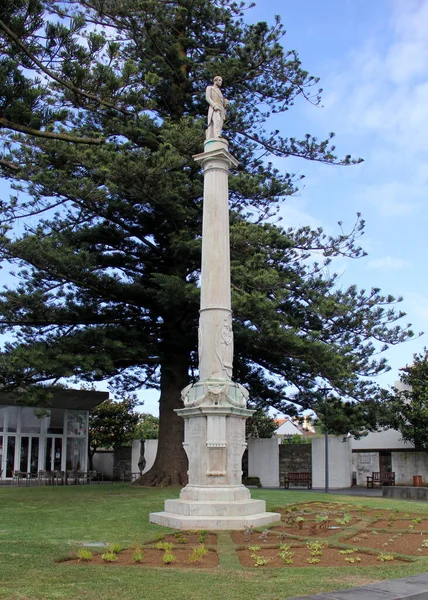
[135,354,189,486]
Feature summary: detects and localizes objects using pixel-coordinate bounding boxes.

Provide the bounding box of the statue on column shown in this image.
[206,76,229,139]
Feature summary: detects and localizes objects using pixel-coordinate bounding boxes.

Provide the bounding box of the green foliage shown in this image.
[246,410,277,439]
[251,554,270,567]
[188,544,208,563]
[76,548,93,562]
[101,552,117,562]
[133,413,159,440]
[156,541,174,552]
[132,549,144,563]
[282,434,312,444]
[88,398,139,464]
[163,551,176,564]
[106,544,123,555]
[380,351,428,451]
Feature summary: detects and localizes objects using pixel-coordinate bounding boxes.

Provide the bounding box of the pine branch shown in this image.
[0,117,104,145]
[0,17,131,118]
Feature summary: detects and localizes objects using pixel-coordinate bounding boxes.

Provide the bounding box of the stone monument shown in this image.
[149,77,281,530]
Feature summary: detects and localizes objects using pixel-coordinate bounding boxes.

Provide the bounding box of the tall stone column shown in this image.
[149,138,280,530]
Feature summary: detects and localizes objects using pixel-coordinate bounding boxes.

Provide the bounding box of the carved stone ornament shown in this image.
[181,380,248,409]
[215,314,233,380]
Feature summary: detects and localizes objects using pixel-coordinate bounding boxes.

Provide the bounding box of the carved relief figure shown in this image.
[206,76,229,139]
[215,313,233,379]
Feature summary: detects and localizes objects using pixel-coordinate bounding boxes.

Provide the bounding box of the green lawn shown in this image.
[2,485,428,600]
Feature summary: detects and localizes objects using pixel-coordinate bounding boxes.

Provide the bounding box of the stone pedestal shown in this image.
[149,139,280,530]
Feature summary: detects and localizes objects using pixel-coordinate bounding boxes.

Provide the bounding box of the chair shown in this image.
[87,470,98,484]
[38,470,54,486]
[66,470,78,485]
[13,471,26,486]
[53,470,65,485]
[76,472,88,485]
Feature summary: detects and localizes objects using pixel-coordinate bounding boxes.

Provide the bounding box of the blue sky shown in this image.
[246,0,428,389]
[1,0,427,415]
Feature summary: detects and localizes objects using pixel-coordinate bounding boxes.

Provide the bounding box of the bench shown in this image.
[284,472,312,489]
[367,471,395,488]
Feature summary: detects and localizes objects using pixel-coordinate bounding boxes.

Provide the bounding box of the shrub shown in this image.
[76,548,93,562]
[132,550,144,563]
[163,551,176,564]
[101,552,117,562]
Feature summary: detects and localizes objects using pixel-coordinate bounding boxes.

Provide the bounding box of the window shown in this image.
[7,407,18,432]
[21,407,42,434]
[67,411,87,436]
[46,408,64,434]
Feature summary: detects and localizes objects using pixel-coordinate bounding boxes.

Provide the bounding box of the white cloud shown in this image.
[366,256,412,271]
[316,1,428,158]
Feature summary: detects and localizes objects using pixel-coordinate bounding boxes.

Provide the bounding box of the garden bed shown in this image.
[236,544,410,568]
[64,547,219,568]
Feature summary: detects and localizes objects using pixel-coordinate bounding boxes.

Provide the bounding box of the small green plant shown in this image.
[198,531,207,544]
[336,513,351,526]
[163,551,176,564]
[339,549,356,555]
[173,532,187,544]
[132,550,144,563]
[306,541,325,556]
[408,524,415,530]
[248,545,261,552]
[188,545,208,563]
[412,517,422,524]
[404,513,410,518]
[377,553,395,562]
[307,557,320,564]
[156,541,174,551]
[155,533,164,542]
[76,548,93,562]
[295,516,305,530]
[345,556,361,563]
[360,533,369,539]
[101,552,118,562]
[251,554,269,567]
[107,544,123,555]
[278,550,294,564]
[421,540,428,548]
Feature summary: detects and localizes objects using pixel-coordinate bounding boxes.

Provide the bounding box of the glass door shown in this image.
[19,437,40,474]
[6,436,16,478]
[45,437,62,471]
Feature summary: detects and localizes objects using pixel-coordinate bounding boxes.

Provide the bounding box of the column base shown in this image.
[150,499,280,530]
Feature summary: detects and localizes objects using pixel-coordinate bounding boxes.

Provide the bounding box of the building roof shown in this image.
[0,388,109,411]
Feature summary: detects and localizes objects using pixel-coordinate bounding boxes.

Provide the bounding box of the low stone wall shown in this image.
[383,486,428,502]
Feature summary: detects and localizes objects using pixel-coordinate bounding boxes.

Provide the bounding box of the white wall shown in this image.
[352,452,379,486]
[351,429,413,451]
[392,452,428,485]
[312,436,352,489]
[131,439,158,475]
[247,438,279,487]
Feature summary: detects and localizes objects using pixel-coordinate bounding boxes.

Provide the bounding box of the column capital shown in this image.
[193,144,239,170]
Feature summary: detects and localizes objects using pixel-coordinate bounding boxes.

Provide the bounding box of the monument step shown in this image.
[164,498,267,517]
[149,510,281,531]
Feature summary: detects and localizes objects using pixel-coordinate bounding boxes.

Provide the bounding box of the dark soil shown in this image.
[237,545,410,568]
